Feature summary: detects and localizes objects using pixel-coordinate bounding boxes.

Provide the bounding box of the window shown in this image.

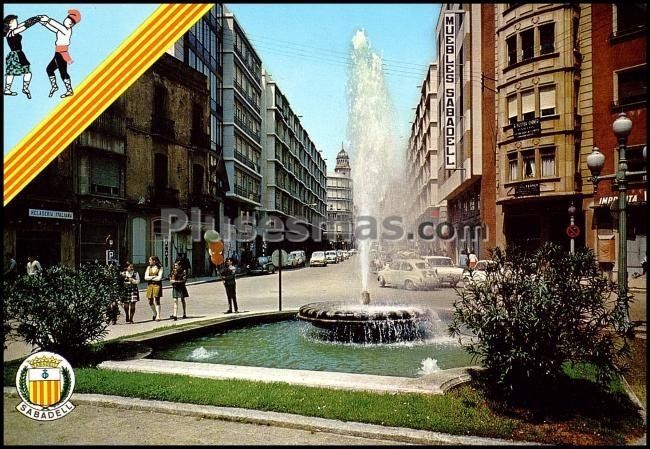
[523,151,535,178]
[539,85,556,116]
[520,29,534,60]
[508,153,518,181]
[615,3,647,35]
[91,156,121,196]
[521,90,535,120]
[539,23,555,54]
[541,148,556,177]
[506,35,517,66]
[617,66,647,105]
[153,85,168,116]
[507,95,518,124]
[154,153,168,190]
[192,164,204,195]
[131,218,147,264]
[626,145,647,182]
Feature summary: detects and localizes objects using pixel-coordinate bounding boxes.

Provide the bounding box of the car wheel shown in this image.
[378,276,386,287]
[268,265,275,274]
[405,280,415,291]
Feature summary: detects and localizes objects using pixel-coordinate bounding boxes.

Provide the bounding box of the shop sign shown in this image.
[597,189,646,206]
[443,12,457,169]
[28,209,73,220]
[514,181,540,197]
[512,118,541,139]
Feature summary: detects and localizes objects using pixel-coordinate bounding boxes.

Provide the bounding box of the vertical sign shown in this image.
[443,12,457,169]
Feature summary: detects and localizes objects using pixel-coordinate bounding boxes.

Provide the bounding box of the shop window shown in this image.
[541,148,556,177]
[615,3,647,35]
[520,29,534,61]
[521,90,535,120]
[523,151,536,178]
[507,95,518,124]
[508,153,518,181]
[616,65,647,106]
[539,23,555,54]
[539,85,556,116]
[506,35,517,66]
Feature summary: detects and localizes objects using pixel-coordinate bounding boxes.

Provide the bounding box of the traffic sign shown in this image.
[105,250,115,265]
[271,249,288,268]
[566,224,580,238]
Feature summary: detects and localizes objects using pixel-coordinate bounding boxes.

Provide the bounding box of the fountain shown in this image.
[297,30,435,344]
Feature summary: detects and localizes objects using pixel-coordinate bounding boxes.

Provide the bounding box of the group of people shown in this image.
[3,253,42,279]
[108,254,239,324]
[3,9,80,99]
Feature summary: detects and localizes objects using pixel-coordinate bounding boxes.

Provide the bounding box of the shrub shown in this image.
[449,243,631,395]
[3,262,128,361]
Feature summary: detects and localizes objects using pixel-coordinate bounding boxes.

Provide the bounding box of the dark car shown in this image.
[247,256,276,275]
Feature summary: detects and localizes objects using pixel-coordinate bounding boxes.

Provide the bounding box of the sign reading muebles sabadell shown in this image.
[443,12,457,170]
[28,209,74,220]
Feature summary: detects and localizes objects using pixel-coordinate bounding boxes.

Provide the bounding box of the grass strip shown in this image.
[3,360,643,445]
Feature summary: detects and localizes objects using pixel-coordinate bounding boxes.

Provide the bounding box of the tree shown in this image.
[449,243,630,395]
[3,262,128,361]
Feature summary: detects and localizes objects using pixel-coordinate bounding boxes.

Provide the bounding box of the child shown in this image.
[144,255,164,321]
[121,262,140,323]
[169,261,189,320]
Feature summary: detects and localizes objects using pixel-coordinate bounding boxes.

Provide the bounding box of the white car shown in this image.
[288,250,306,267]
[423,256,465,287]
[348,249,358,255]
[309,251,327,267]
[377,259,440,290]
[325,250,338,264]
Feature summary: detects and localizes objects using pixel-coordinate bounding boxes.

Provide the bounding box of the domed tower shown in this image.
[335,144,351,177]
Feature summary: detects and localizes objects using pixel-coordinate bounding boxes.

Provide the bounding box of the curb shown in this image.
[3,387,535,446]
[620,376,647,446]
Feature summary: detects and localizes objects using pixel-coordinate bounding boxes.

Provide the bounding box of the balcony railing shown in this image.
[234,80,261,113]
[88,111,126,138]
[234,116,261,143]
[234,185,261,203]
[190,129,210,149]
[189,192,218,208]
[234,150,259,172]
[148,185,179,206]
[151,115,175,140]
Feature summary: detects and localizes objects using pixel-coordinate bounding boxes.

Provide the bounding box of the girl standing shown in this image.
[169,261,189,321]
[144,255,164,321]
[3,14,41,98]
[121,262,140,323]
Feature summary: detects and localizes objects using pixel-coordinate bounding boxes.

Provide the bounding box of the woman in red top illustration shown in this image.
[39,9,80,98]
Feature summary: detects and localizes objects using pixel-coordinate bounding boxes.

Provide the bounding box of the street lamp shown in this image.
[587,113,646,335]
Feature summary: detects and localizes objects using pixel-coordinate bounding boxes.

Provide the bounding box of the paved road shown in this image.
[2,397,399,446]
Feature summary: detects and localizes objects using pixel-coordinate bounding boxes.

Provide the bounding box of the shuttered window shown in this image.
[539,86,556,116]
[521,90,535,120]
[507,95,518,124]
[131,217,147,264]
[91,157,120,196]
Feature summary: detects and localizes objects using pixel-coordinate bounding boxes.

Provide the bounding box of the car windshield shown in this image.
[415,262,427,269]
[312,252,324,257]
[428,258,452,266]
[326,251,336,255]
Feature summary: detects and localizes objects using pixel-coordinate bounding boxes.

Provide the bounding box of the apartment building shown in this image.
[327,147,354,249]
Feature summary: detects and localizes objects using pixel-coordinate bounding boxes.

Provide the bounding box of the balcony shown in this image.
[151,115,175,140]
[234,185,260,203]
[234,150,259,172]
[189,192,219,209]
[234,80,261,113]
[234,116,261,143]
[88,111,126,138]
[190,129,210,149]
[148,185,179,207]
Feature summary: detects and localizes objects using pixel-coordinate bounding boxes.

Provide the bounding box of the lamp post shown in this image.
[587,113,646,334]
[567,201,577,254]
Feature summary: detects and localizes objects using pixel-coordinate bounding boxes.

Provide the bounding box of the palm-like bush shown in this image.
[449,243,631,394]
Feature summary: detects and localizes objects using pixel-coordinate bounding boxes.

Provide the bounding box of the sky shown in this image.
[3,3,159,153]
[226,3,440,171]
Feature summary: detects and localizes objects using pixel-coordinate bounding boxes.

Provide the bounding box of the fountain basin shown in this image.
[298,301,435,344]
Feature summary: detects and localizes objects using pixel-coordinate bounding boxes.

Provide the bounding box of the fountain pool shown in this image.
[149,318,473,378]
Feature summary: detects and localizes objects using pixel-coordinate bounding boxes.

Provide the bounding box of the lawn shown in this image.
[3,350,645,445]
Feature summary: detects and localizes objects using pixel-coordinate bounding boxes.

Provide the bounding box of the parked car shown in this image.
[309,251,327,267]
[377,259,440,290]
[336,250,344,262]
[348,249,358,255]
[325,250,338,264]
[423,256,464,287]
[288,250,306,267]
[247,256,276,275]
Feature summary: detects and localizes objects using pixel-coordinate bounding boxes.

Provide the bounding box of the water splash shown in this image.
[189,347,218,360]
[346,29,401,293]
[418,357,441,375]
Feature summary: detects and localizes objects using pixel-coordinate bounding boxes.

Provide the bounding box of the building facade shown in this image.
[435,3,496,263]
[586,3,646,278]
[263,74,328,255]
[327,147,354,249]
[494,3,591,253]
[406,63,441,255]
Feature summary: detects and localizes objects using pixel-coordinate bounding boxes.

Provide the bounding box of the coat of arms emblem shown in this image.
[15,351,76,420]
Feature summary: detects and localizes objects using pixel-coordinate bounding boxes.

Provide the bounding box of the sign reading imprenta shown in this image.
[443,12,457,169]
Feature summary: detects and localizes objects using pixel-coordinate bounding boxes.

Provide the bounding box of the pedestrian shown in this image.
[3,14,41,98]
[634,254,647,278]
[121,262,140,324]
[468,248,478,270]
[26,255,42,276]
[219,258,238,314]
[4,253,18,280]
[38,9,80,98]
[169,261,189,320]
[175,252,191,277]
[459,249,468,268]
[144,255,164,321]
